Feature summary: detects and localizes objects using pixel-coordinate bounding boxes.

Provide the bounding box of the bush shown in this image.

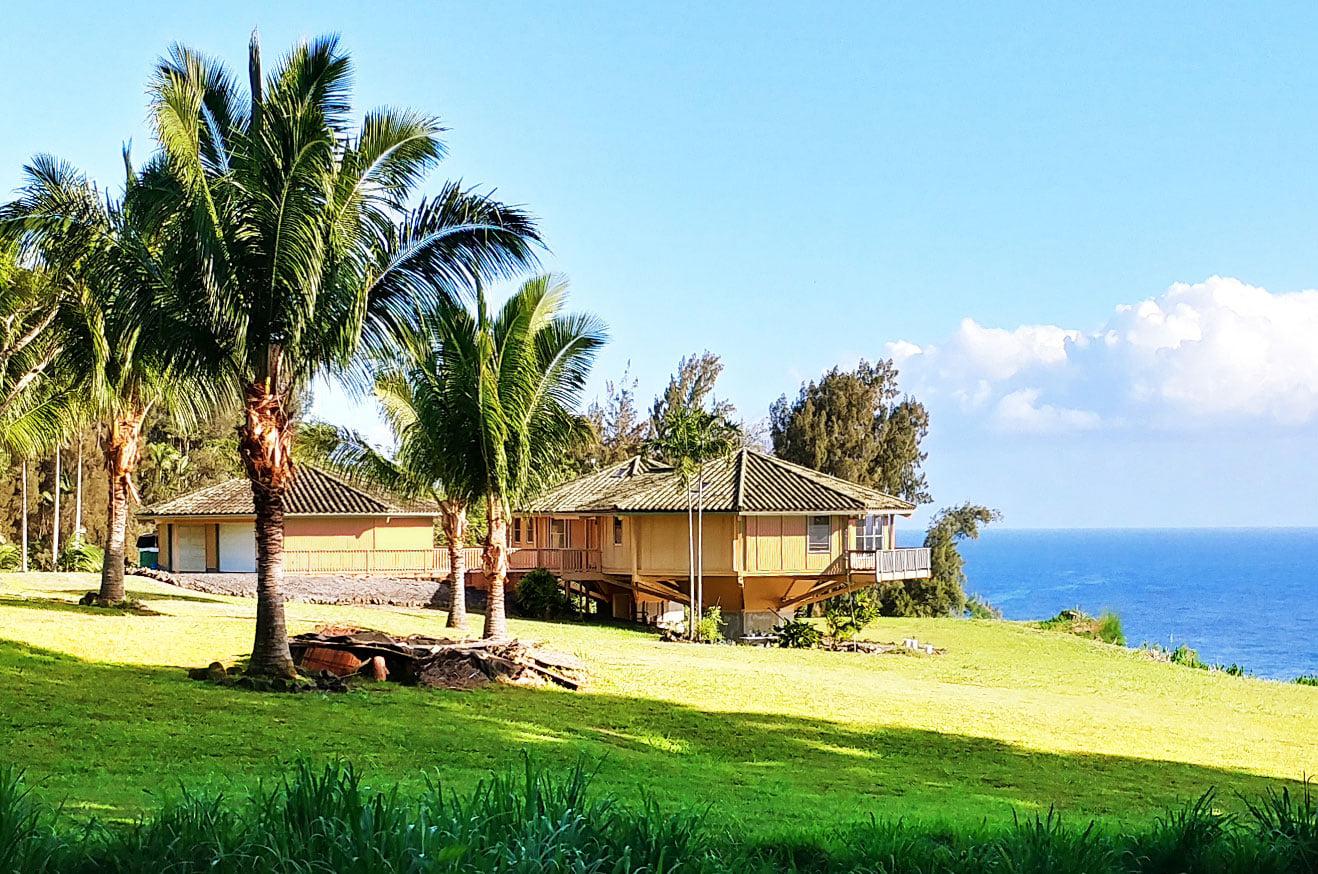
[824,588,881,641]
[0,540,19,572]
[1039,609,1125,645]
[1296,675,1318,687]
[964,594,1002,620]
[57,537,104,573]
[511,568,576,619]
[695,606,725,642]
[775,617,822,649]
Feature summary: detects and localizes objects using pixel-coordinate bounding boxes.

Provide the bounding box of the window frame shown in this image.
[512,518,522,544]
[550,518,568,549]
[853,514,886,552]
[807,515,831,554]
[613,516,624,546]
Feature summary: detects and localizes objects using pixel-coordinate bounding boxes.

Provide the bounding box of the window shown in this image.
[525,519,534,543]
[807,515,831,553]
[613,516,624,546]
[550,518,568,549]
[512,518,522,543]
[854,514,886,551]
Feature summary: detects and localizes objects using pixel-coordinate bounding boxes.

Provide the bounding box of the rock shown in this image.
[206,661,227,682]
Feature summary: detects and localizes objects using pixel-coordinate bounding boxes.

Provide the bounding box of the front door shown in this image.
[174,525,207,572]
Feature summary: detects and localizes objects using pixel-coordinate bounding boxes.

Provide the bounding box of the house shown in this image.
[517,448,931,636]
[139,466,439,574]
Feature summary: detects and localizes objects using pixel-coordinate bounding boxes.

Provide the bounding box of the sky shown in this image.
[4,1,1318,527]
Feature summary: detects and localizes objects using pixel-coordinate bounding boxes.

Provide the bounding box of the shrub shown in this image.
[775,617,822,649]
[964,594,1002,620]
[0,540,19,572]
[511,568,576,619]
[57,537,103,573]
[1296,675,1318,687]
[695,606,725,642]
[1039,609,1125,645]
[824,588,881,641]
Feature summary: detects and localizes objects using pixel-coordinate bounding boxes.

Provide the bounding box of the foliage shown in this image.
[56,536,103,573]
[1,760,1317,873]
[512,569,577,619]
[824,588,882,641]
[571,364,650,471]
[1295,675,1318,687]
[775,617,823,649]
[648,405,741,483]
[769,358,931,504]
[650,351,736,425]
[1039,609,1126,646]
[694,606,725,642]
[1138,642,1252,676]
[964,594,1003,620]
[879,502,1002,618]
[0,539,18,572]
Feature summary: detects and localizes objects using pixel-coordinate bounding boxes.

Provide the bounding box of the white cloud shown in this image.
[889,276,1318,433]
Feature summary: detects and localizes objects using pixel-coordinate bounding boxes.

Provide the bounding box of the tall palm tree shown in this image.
[2,156,226,602]
[649,406,739,639]
[142,34,540,675]
[432,275,604,640]
[301,346,483,630]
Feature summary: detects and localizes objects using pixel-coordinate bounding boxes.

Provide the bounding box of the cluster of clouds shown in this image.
[889,276,1318,434]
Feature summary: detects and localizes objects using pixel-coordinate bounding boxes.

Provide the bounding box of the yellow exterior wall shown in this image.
[203,525,219,570]
[158,523,171,567]
[154,516,436,572]
[633,513,735,576]
[744,515,846,575]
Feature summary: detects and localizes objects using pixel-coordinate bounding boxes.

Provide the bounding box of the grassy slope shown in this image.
[1,573,1314,836]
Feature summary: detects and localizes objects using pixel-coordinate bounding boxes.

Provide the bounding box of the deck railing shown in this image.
[845,547,932,579]
[280,546,600,576]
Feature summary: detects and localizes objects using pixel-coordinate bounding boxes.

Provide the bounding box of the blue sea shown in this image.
[903,528,1318,680]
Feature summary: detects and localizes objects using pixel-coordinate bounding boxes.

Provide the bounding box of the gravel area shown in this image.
[137,568,485,610]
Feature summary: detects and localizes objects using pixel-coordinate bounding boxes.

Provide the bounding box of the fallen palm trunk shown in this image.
[288,630,588,691]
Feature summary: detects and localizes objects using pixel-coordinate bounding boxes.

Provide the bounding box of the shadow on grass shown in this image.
[123,589,230,605]
[0,637,1307,834]
[0,596,162,616]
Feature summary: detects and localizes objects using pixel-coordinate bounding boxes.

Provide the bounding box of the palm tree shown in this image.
[430,275,605,640]
[1,156,226,603]
[141,34,540,675]
[300,346,483,630]
[0,244,77,572]
[648,405,739,639]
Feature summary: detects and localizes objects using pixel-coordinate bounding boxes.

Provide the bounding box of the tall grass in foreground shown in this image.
[1,761,1314,873]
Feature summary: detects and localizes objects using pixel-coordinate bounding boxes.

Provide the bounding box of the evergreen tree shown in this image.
[769,359,931,505]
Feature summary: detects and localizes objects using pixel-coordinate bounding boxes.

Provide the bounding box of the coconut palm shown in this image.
[301,348,483,630]
[140,34,540,675]
[1,156,228,602]
[430,274,604,640]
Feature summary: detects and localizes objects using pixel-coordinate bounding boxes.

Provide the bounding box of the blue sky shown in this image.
[4,1,1318,527]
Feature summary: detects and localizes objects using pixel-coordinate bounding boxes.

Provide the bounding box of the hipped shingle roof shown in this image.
[141,466,436,517]
[521,449,915,515]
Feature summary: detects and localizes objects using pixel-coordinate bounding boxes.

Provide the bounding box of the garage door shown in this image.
[218,523,257,572]
[174,525,207,572]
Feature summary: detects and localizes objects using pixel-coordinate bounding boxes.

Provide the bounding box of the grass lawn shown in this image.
[1,572,1314,837]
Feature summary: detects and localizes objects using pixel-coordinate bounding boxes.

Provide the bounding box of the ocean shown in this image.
[904,527,1318,680]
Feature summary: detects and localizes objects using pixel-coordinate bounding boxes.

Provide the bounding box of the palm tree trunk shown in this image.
[441,499,468,629]
[690,479,701,643]
[239,382,296,678]
[20,459,28,573]
[482,499,510,640]
[697,467,705,639]
[74,439,83,539]
[98,409,144,603]
[51,444,60,565]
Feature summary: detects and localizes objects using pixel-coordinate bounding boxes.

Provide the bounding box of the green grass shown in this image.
[1,572,1315,838]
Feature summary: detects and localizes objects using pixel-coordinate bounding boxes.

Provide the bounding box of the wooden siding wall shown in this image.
[743,515,845,574]
[157,517,434,572]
